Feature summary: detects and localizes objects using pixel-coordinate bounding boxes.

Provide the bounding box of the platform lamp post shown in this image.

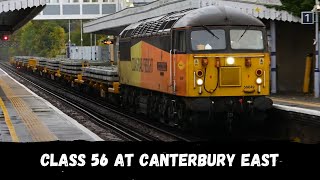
[90,33,93,60]
[81,19,83,60]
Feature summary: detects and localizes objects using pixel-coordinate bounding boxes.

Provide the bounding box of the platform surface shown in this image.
[0,68,102,142]
[270,93,320,116]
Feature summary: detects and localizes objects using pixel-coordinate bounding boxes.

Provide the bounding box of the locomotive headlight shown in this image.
[226,57,235,65]
[197,79,204,86]
[256,78,263,85]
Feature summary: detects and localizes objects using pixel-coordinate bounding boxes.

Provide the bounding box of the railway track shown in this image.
[1,63,193,142]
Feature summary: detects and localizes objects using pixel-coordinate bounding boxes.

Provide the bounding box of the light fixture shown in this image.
[256,69,263,76]
[197,79,204,86]
[256,78,262,85]
[226,57,235,65]
[196,70,204,77]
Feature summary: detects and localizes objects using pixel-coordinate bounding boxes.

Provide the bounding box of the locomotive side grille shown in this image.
[219,67,241,86]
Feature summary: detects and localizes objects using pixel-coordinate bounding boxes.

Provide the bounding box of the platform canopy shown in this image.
[0,0,47,34]
[83,0,299,35]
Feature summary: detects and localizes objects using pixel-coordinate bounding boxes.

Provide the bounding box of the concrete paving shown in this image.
[0,68,102,142]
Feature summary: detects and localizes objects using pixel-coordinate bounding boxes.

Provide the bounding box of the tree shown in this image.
[8,20,107,58]
[9,21,66,57]
[268,0,314,17]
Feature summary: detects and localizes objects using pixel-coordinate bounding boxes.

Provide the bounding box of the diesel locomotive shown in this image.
[118,5,273,130]
[12,5,273,132]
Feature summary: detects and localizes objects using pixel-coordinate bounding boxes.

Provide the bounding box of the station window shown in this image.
[92,0,98,2]
[83,0,90,2]
[73,0,79,2]
[50,0,60,3]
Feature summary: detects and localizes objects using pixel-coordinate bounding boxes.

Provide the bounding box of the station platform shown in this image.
[0,68,102,142]
[270,93,320,116]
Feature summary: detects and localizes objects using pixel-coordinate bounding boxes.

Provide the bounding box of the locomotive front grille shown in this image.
[219,67,241,87]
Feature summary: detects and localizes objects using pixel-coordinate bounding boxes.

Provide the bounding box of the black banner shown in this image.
[1,141,319,178]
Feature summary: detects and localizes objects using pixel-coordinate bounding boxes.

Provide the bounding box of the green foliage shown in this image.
[9,21,66,57]
[9,20,108,58]
[267,0,314,17]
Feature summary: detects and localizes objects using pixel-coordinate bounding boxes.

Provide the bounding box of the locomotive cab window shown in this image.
[191,29,226,51]
[173,30,186,53]
[230,30,264,50]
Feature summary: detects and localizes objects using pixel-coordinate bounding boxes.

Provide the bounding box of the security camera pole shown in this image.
[315,0,319,98]
[308,0,320,97]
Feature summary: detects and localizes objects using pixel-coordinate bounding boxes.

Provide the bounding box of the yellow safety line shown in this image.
[271,97,320,108]
[0,79,57,142]
[0,97,19,142]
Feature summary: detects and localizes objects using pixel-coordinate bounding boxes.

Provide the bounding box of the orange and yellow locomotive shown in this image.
[118,6,273,130]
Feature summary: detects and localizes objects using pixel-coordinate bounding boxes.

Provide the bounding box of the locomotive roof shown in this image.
[173,6,265,28]
[120,5,264,39]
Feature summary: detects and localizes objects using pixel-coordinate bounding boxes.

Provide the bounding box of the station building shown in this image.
[34,0,155,20]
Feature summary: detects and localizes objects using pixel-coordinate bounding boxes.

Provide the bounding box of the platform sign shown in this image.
[301,11,314,24]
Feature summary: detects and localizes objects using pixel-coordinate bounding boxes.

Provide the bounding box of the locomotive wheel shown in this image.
[146,95,155,119]
[167,103,174,119]
[166,101,177,127]
[128,90,137,113]
[151,95,160,120]
[158,97,166,123]
[179,109,194,132]
[120,92,127,108]
[177,101,186,124]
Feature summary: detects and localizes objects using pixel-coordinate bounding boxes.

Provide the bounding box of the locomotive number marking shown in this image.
[244,85,255,89]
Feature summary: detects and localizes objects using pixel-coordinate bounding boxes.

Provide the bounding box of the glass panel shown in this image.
[175,31,186,52]
[191,29,226,51]
[230,30,264,50]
